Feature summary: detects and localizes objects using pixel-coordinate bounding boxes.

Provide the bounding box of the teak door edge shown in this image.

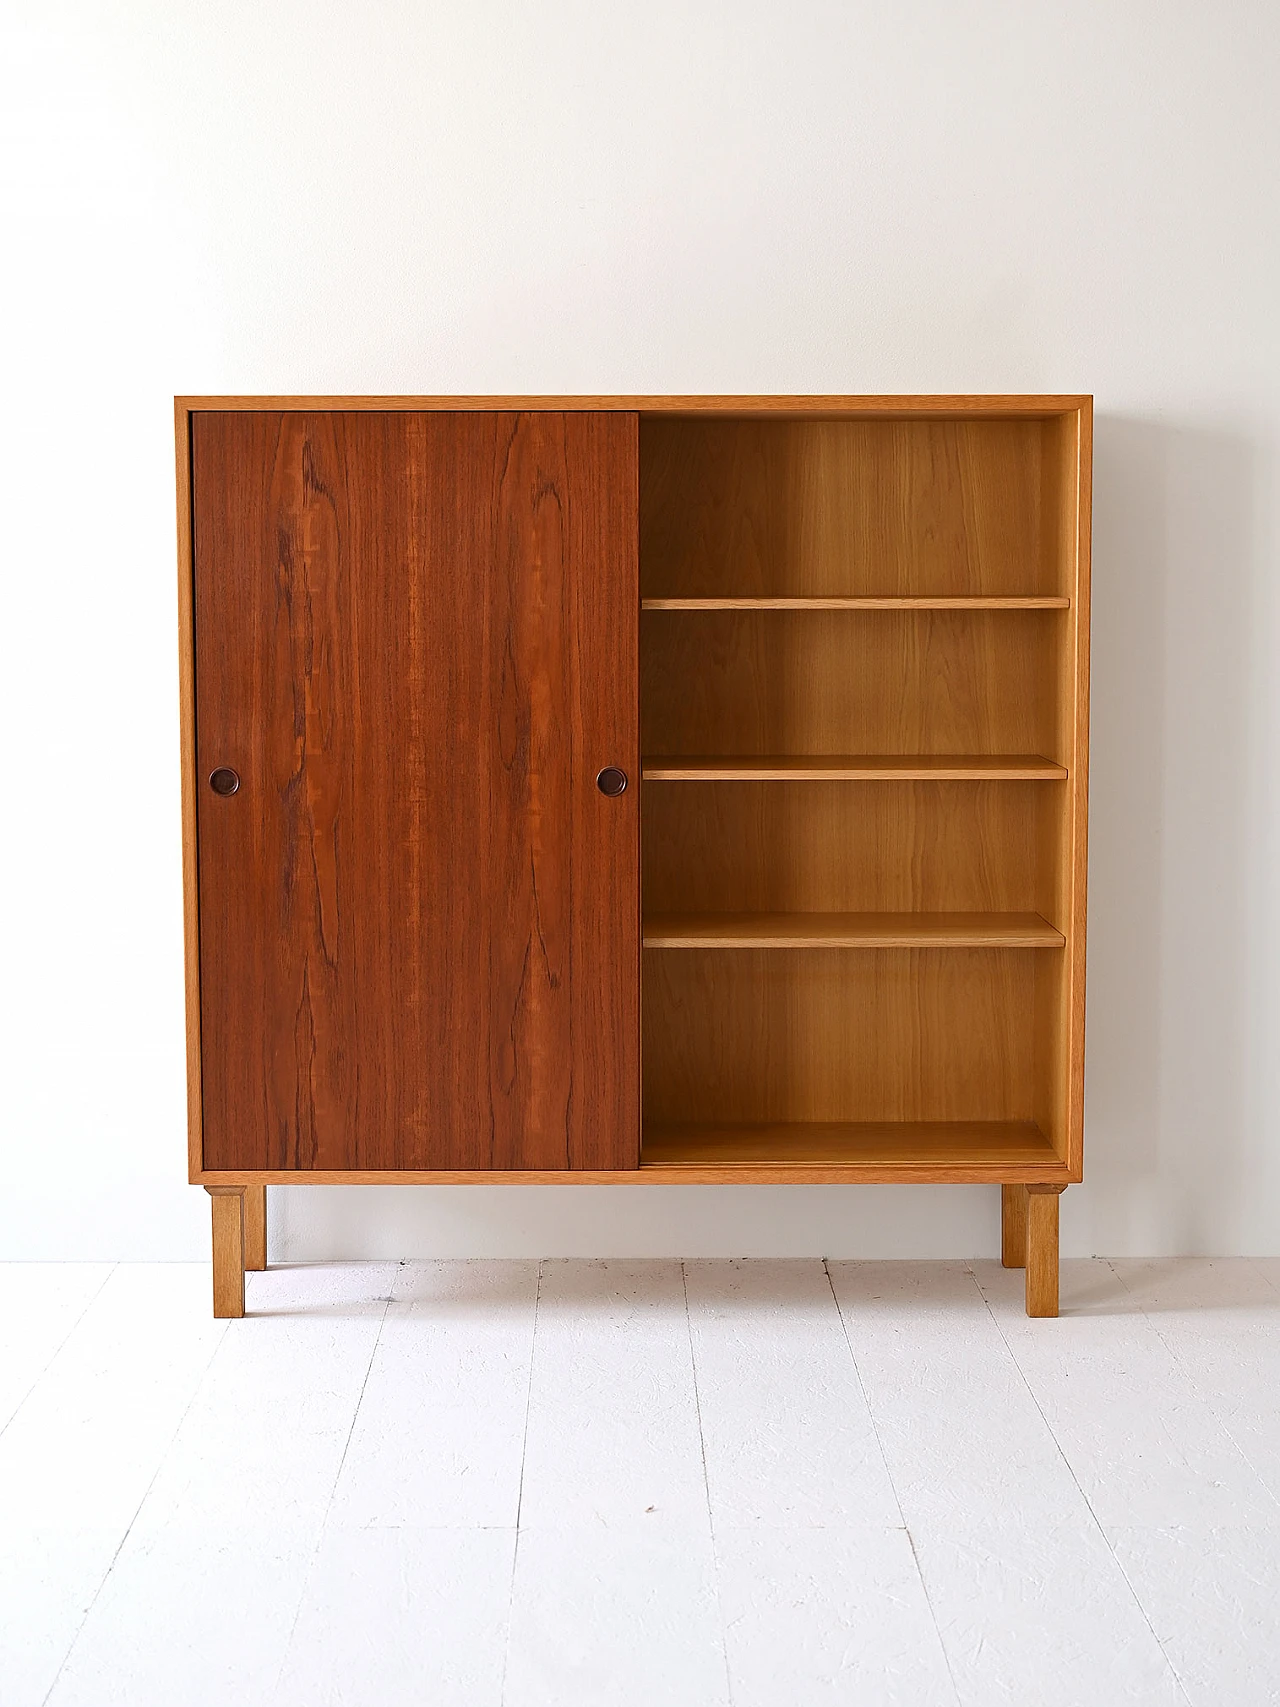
[176,400,204,1182]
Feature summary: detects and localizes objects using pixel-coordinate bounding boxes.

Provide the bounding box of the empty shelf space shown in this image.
[641,754,1069,781]
[641,1120,1068,1182]
[642,911,1065,949]
[642,595,1071,610]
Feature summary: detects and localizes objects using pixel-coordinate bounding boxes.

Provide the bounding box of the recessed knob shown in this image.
[209,767,240,797]
[596,766,627,797]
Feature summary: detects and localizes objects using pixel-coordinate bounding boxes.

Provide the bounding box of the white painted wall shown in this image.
[2,1,1277,1260]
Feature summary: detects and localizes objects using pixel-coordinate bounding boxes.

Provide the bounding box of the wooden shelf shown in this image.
[641,754,1069,781]
[642,595,1070,611]
[642,911,1065,949]
[641,1120,1069,1183]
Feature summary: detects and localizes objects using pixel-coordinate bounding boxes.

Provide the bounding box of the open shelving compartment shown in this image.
[637,403,1089,1188]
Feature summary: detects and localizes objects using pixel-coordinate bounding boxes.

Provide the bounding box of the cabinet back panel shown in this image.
[641,608,1061,759]
[642,780,1054,917]
[640,417,1061,598]
[643,949,1038,1123]
[193,410,639,1172]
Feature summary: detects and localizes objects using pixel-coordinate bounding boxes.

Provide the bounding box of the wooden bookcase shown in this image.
[176,396,1090,1319]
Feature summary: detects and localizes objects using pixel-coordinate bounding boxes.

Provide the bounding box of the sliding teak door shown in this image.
[192,410,639,1172]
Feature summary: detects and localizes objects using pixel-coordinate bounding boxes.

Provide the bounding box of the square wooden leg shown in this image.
[243,1185,267,1272]
[1001,1184,1028,1268]
[208,1188,245,1319]
[1025,1186,1065,1318]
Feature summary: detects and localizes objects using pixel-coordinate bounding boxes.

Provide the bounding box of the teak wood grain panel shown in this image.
[641,608,1063,760]
[639,417,1060,598]
[192,410,638,1172]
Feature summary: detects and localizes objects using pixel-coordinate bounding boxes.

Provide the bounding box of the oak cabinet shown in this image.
[177,396,1091,1318]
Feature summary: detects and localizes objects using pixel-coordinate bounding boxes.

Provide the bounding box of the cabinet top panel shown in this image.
[177,394,1091,420]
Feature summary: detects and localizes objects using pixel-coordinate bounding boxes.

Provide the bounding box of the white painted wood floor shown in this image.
[2,1258,1279,1706]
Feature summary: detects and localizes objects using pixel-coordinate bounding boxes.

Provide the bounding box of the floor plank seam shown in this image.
[977,1263,1197,1707]
[825,1258,963,1706]
[1107,1259,1280,1522]
[273,1274,394,1695]
[681,1259,736,1707]
[38,1302,231,1707]
[499,1258,542,1707]
[0,1264,117,1446]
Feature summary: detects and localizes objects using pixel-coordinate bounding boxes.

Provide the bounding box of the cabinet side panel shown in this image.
[1066,403,1092,1176]
[176,404,202,1178]
[1034,406,1091,1175]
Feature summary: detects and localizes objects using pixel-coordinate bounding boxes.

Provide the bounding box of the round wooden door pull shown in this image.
[596,766,627,796]
[209,767,241,796]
